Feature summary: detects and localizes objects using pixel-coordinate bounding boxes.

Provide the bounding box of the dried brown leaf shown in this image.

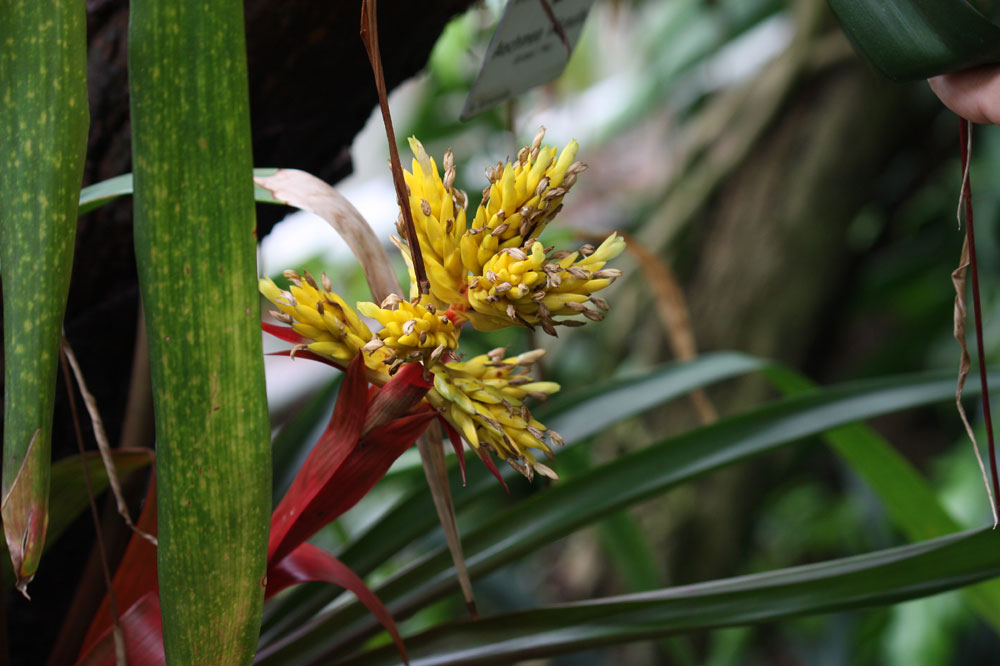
[254,169,402,303]
[1,427,43,598]
[616,231,717,424]
[953,121,998,526]
[416,421,477,617]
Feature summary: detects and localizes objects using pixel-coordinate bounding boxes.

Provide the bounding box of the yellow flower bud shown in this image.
[427,348,562,481]
[258,273,390,371]
[357,298,459,356]
[464,233,625,334]
[462,129,581,275]
[396,137,469,309]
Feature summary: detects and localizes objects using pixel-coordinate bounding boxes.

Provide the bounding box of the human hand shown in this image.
[929,65,1000,125]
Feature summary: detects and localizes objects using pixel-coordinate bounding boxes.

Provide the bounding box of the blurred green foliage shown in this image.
[257,1,1000,663]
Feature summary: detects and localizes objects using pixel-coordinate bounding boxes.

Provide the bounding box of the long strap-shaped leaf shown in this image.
[828,0,1000,81]
[765,366,1000,631]
[0,0,88,597]
[256,368,988,665]
[334,528,1000,666]
[129,2,270,663]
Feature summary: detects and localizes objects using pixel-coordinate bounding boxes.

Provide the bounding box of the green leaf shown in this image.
[335,528,1000,666]
[827,0,1000,81]
[78,168,279,216]
[538,351,766,444]
[764,366,1000,632]
[257,368,980,665]
[77,173,135,216]
[0,0,88,596]
[129,2,270,663]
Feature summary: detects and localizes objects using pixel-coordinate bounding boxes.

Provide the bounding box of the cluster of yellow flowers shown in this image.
[260,129,625,481]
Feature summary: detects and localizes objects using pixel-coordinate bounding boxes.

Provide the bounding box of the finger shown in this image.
[929,65,1000,125]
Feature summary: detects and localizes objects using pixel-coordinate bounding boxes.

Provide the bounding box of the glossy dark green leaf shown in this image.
[256,368,984,665]
[335,528,1000,666]
[827,0,1000,81]
[765,366,1000,630]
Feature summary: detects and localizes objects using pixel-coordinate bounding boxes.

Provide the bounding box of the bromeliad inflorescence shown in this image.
[260,128,625,482]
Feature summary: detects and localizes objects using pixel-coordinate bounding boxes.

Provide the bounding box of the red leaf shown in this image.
[265,542,408,665]
[262,321,309,344]
[269,355,369,564]
[79,477,159,658]
[477,446,509,494]
[440,418,468,486]
[75,592,164,666]
[362,362,432,435]
[313,410,435,522]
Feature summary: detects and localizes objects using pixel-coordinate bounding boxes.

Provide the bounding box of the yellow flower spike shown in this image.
[461,128,585,279]
[549,140,579,188]
[357,298,459,357]
[259,274,391,371]
[463,233,626,333]
[262,131,616,484]
[396,137,469,309]
[427,348,563,478]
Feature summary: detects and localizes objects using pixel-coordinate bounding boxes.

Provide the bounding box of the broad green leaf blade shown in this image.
[0,0,88,595]
[259,352,766,645]
[336,528,1000,666]
[827,0,1000,81]
[257,368,980,665]
[129,1,270,663]
[765,367,1000,631]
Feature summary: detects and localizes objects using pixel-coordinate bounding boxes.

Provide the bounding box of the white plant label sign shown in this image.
[461,0,596,120]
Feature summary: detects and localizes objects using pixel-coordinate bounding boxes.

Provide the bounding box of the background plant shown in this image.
[6,1,1000,665]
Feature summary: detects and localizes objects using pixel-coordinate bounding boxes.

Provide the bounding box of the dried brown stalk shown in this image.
[61,335,157,546]
[953,118,999,526]
[360,0,429,295]
[60,340,127,666]
[254,169,401,303]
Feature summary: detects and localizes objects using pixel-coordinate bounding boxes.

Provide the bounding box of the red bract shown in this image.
[77,479,162,666]
[78,355,434,665]
[262,320,309,345]
[265,542,406,659]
